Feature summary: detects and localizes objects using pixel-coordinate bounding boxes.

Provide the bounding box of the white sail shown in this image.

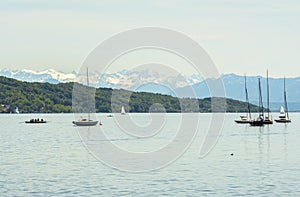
[121,106,126,115]
[280,106,285,114]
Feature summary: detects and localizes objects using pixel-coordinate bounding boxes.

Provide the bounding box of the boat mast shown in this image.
[245,74,251,119]
[284,76,289,119]
[267,69,270,118]
[87,67,90,120]
[258,78,264,118]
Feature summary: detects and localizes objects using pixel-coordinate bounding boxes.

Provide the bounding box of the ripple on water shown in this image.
[1,113,300,196]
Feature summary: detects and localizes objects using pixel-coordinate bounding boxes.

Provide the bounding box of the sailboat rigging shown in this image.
[264,69,273,124]
[250,78,264,126]
[235,74,251,123]
[275,77,291,123]
[72,68,99,126]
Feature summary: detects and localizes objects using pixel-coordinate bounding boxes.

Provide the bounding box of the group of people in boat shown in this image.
[26,118,46,123]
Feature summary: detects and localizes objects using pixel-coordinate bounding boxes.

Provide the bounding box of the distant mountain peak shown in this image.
[0,68,76,83]
[1,68,299,111]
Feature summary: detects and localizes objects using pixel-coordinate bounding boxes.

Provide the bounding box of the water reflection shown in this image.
[257,127,264,165]
[283,124,288,161]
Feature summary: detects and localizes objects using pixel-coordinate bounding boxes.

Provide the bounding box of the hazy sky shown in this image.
[1,0,300,77]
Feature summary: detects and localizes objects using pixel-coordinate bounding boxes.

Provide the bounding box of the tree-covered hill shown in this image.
[0,76,261,113]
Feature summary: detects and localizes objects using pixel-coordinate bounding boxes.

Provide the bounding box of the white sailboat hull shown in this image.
[72,120,98,126]
[275,119,291,123]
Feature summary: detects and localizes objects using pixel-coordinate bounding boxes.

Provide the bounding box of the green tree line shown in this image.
[0,76,262,113]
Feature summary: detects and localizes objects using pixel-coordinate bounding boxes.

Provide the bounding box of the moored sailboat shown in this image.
[235,74,252,124]
[264,69,273,124]
[250,78,264,126]
[72,68,99,126]
[275,77,291,123]
[72,118,98,126]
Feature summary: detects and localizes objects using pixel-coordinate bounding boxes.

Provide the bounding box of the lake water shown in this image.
[1,113,300,196]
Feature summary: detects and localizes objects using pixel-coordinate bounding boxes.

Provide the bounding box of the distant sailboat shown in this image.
[264,69,273,124]
[72,68,98,126]
[275,77,291,123]
[250,78,264,126]
[121,106,126,115]
[235,74,252,124]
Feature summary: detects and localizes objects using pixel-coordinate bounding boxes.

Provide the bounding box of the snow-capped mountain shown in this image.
[0,68,76,84]
[1,68,299,111]
[94,69,203,92]
[0,68,203,94]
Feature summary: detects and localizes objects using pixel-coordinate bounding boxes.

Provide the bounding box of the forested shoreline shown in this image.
[0,76,261,113]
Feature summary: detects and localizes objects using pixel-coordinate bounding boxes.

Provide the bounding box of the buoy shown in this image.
[230,153,234,156]
[99,122,103,126]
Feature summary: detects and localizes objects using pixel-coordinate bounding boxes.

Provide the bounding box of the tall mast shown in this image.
[267,69,270,117]
[87,67,90,120]
[245,74,251,119]
[284,76,289,119]
[86,67,89,87]
[258,78,264,117]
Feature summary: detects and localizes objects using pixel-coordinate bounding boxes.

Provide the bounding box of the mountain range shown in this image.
[0,76,255,113]
[1,68,299,111]
[177,73,300,111]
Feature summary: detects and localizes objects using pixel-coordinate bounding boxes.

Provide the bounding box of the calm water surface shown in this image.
[1,113,300,196]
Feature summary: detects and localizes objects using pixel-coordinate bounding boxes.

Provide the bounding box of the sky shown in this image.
[0,0,300,77]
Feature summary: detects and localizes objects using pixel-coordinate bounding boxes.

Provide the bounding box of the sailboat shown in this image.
[121,106,126,115]
[72,68,99,126]
[235,74,252,123]
[264,70,273,124]
[250,78,264,126]
[275,77,291,123]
